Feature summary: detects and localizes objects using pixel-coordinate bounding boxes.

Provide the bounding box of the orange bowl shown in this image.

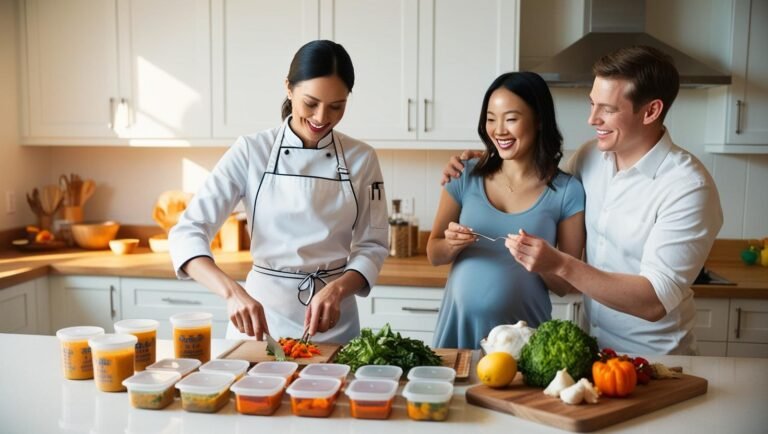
[71,221,120,250]
[109,238,139,255]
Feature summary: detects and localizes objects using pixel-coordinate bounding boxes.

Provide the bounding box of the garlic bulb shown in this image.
[543,368,575,397]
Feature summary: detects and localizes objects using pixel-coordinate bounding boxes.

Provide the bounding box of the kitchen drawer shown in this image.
[357,285,443,336]
[694,298,730,342]
[697,341,728,357]
[726,342,768,358]
[728,299,768,344]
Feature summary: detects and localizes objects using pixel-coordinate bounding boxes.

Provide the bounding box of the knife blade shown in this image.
[265,334,286,361]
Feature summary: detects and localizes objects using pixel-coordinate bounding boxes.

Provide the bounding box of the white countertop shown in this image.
[1,334,767,434]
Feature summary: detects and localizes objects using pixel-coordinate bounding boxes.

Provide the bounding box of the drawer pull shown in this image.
[401,306,439,313]
[161,297,202,305]
[735,307,742,339]
[109,285,116,318]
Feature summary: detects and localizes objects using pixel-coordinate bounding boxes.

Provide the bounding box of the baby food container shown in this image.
[407,366,456,384]
[56,326,104,380]
[114,319,159,371]
[146,358,201,378]
[88,333,138,392]
[354,365,403,382]
[402,380,454,421]
[247,361,299,385]
[285,377,342,418]
[175,372,235,413]
[169,312,212,363]
[230,375,287,415]
[345,379,399,419]
[298,363,350,386]
[199,359,249,380]
[122,370,181,410]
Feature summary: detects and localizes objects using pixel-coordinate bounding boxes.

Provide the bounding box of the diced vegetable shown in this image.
[235,393,282,415]
[129,388,175,410]
[406,401,449,421]
[290,396,336,417]
[349,399,393,419]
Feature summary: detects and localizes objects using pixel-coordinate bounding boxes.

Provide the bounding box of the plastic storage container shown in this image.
[355,365,403,382]
[146,358,201,378]
[170,312,212,363]
[345,379,398,419]
[199,359,249,380]
[175,372,235,413]
[230,375,286,415]
[299,363,350,386]
[402,380,454,421]
[88,333,138,392]
[114,319,158,371]
[285,377,341,418]
[407,366,456,384]
[248,361,299,385]
[122,370,181,410]
[56,326,104,380]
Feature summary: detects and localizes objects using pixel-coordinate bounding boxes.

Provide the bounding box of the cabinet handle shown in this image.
[735,100,744,134]
[407,98,413,132]
[109,285,116,318]
[120,98,132,128]
[573,301,581,324]
[423,99,430,132]
[108,97,116,129]
[161,297,202,305]
[735,307,742,339]
[401,306,439,313]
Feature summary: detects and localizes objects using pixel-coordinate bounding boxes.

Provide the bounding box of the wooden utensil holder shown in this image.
[64,206,83,223]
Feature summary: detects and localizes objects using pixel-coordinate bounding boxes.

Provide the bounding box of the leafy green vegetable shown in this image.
[518,319,599,387]
[334,324,442,374]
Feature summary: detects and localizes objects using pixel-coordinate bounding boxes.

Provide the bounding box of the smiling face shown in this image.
[287,75,349,146]
[484,87,537,161]
[587,76,648,154]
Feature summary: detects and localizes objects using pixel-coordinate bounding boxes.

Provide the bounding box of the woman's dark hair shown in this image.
[281,40,355,119]
[472,71,563,188]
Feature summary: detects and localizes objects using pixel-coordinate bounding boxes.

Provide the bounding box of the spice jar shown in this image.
[388,199,410,257]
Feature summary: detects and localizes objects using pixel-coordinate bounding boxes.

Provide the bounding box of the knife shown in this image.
[265,334,287,361]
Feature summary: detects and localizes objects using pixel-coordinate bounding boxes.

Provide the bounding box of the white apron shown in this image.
[226,123,360,343]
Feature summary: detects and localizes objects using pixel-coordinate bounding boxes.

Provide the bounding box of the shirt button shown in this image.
[284,149,290,155]
[326,152,332,158]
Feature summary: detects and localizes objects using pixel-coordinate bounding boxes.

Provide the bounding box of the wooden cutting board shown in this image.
[434,348,472,381]
[218,340,341,366]
[466,372,708,432]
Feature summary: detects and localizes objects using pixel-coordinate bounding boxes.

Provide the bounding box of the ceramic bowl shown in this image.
[109,238,139,255]
[71,221,120,250]
[149,234,169,253]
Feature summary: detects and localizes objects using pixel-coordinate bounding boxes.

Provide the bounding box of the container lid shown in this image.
[407,366,456,383]
[56,326,105,342]
[298,363,350,380]
[114,319,158,334]
[175,372,235,394]
[402,380,454,403]
[88,333,138,351]
[231,375,286,397]
[146,358,201,376]
[285,377,341,399]
[248,361,299,377]
[122,370,181,392]
[169,312,212,328]
[355,365,403,381]
[345,379,398,401]
[200,359,249,377]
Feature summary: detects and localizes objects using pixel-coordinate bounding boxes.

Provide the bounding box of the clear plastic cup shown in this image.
[88,333,138,392]
[285,377,341,418]
[146,358,201,378]
[114,319,159,371]
[248,361,299,385]
[355,365,403,382]
[199,359,249,381]
[175,372,235,413]
[402,380,454,421]
[345,379,398,419]
[230,375,286,415]
[56,326,104,380]
[122,370,181,410]
[298,363,351,386]
[170,312,212,363]
[407,366,456,384]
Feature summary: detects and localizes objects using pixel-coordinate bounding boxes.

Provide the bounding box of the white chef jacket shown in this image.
[169,121,389,295]
[569,129,723,355]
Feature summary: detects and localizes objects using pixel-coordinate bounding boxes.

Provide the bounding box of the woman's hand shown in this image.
[305,281,344,336]
[444,222,477,251]
[505,229,565,274]
[226,289,270,340]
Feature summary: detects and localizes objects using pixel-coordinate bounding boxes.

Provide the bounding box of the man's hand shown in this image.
[505,229,566,274]
[227,289,269,340]
[440,150,484,185]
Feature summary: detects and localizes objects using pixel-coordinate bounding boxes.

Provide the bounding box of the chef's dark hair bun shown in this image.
[281,40,355,119]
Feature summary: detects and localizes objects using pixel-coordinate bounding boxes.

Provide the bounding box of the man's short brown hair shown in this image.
[592,45,680,121]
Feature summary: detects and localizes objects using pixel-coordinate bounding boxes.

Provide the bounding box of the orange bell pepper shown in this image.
[592,357,637,397]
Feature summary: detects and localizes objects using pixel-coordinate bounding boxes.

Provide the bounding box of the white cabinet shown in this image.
[694,298,730,357]
[49,276,121,332]
[120,277,228,339]
[21,0,211,144]
[0,277,49,334]
[695,297,768,358]
[320,0,519,148]
[357,285,443,343]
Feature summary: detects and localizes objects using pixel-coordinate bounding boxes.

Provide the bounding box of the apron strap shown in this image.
[251,264,347,306]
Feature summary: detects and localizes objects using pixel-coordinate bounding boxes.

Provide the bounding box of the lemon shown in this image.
[477,351,517,388]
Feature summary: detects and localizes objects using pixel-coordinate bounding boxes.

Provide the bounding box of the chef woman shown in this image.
[169,40,388,343]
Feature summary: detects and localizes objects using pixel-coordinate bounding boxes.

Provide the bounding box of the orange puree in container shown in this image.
[93,347,136,392]
[61,340,94,380]
[130,329,156,371]
[173,325,211,363]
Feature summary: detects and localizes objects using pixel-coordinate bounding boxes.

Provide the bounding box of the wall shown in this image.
[0,0,50,231]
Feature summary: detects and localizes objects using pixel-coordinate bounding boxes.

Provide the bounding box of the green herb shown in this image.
[334,324,442,374]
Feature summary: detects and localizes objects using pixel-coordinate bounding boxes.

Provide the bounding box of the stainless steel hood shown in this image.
[531,0,731,88]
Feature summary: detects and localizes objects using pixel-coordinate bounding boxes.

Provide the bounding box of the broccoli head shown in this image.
[518,319,599,387]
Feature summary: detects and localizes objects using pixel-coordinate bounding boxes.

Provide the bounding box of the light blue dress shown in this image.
[433,159,585,349]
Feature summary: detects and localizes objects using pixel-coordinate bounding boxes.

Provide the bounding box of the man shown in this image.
[442,46,723,354]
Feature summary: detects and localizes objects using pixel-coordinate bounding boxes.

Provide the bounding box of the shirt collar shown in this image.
[600,128,673,179]
[282,115,334,149]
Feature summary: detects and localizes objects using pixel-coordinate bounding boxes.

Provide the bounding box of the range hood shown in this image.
[531,0,731,88]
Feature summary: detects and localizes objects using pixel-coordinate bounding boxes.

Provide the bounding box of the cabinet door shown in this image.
[725,0,768,145]
[117,0,212,138]
[22,0,120,138]
[49,276,121,332]
[694,298,730,342]
[729,298,768,344]
[0,279,39,334]
[319,0,418,141]
[357,285,443,343]
[212,0,320,138]
[418,0,519,142]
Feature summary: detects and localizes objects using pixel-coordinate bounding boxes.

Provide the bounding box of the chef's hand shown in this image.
[444,222,477,252]
[305,281,344,336]
[226,289,269,340]
[440,150,485,185]
[505,229,565,274]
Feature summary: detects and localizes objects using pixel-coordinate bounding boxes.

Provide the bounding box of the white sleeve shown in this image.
[639,178,723,313]
[169,137,250,279]
[346,149,389,295]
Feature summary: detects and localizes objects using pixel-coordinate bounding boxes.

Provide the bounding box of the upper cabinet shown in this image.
[20,0,212,145]
[322,0,519,148]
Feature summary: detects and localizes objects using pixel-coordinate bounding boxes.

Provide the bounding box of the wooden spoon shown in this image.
[40,185,64,215]
[80,180,96,206]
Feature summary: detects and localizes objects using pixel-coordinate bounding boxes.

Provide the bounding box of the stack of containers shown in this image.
[402,366,456,421]
[345,365,402,420]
